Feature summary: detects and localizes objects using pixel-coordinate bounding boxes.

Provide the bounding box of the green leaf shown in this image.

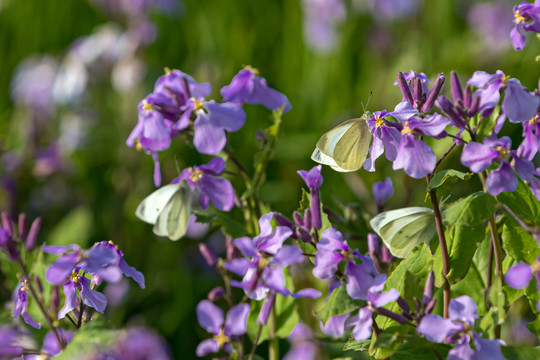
[379,245,432,330]
[446,225,483,284]
[298,188,310,214]
[487,279,506,327]
[444,192,497,227]
[526,317,540,337]
[475,106,500,140]
[47,207,93,247]
[426,169,472,197]
[502,218,540,263]
[369,330,404,359]
[55,317,119,360]
[343,339,370,352]
[193,210,248,238]
[452,234,490,315]
[316,285,363,324]
[501,345,540,360]
[498,180,540,225]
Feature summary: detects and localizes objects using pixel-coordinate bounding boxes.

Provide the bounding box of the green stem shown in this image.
[248,324,263,360]
[269,305,279,360]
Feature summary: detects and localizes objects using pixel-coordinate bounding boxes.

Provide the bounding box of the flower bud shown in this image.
[17,213,27,243]
[424,298,437,314]
[303,208,312,231]
[372,177,393,207]
[421,73,445,113]
[422,271,434,305]
[257,293,275,325]
[51,286,60,313]
[411,78,424,109]
[226,237,237,261]
[397,296,410,314]
[207,287,225,301]
[274,213,293,228]
[25,217,42,250]
[1,212,13,237]
[199,243,218,267]
[450,71,463,103]
[463,85,472,109]
[367,233,381,260]
[0,227,19,262]
[293,211,304,227]
[397,72,414,106]
[376,307,408,325]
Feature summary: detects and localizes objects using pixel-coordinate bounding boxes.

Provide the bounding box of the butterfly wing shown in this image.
[153,181,193,241]
[332,118,371,171]
[370,207,436,258]
[312,118,372,172]
[135,184,182,224]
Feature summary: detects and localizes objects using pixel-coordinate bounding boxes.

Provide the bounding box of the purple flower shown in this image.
[298,165,323,230]
[502,78,540,124]
[467,70,505,117]
[195,300,250,357]
[505,261,536,289]
[226,213,320,300]
[363,110,402,171]
[373,177,393,207]
[111,328,172,360]
[58,268,107,319]
[417,295,505,359]
[221,67,292,112]
[172,157,235,211]
[0,226,20,262]
[301,0,346,53]
[319,280,403,341]
[364,0,421,21]
[42,244,122,286]
[0,326,24,358]
[93,241,145,289]
[461,136,535,195]
[518,114,540,160]
[26,329,74,359]
[392,123,437,179]
[12,279,40,329]
[467,1,514,52]
[511,1,540,50]
[283,323,318,360]
[313,228,380,300]
[179,98,245,155]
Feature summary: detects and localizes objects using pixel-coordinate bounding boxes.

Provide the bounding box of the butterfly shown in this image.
[135,181,193,241]
[311,114,373,172]
[370,207,436,258]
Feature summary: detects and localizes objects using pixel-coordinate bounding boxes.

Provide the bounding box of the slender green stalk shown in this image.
[248,324,264,360]
[269,305,279,360]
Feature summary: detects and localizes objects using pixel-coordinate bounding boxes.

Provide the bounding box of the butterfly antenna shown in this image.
[361,91,373,113]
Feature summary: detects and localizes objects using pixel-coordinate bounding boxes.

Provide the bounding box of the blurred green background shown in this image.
[0,0,538,358]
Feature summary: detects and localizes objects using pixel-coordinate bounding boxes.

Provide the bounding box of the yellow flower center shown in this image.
[142,99,153,111]
[214,328,230,349]
[495,146,510,160]
[514,10,527,24]
[69,269,80,283]
[258,257,269,271]
[189,168,203,183]
[244,65,259,75]
[375,115,384,128]
[164,67,171,75]
[502,74,511,85]
[192,98,205,111]
[134,138,143,151]
[530,114,539,125]
[401,123,413,135]
[531,261,540,273]
[20,280,29,292]
[108,240,119,251]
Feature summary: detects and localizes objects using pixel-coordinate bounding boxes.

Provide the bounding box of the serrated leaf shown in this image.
[193,210,247,238]
[444,192,497,226]
[502,219,540,264]
[446,225,483,284]
[498,180,540,225]
[316,286,363,324]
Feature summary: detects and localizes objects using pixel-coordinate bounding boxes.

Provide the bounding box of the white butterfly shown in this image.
[370,207,436,258]
[311,115,372,172]
[135,181,193,241]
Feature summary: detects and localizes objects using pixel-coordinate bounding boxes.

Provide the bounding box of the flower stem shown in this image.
[248,324,263,360]
[427,186,451,318]
[269,305,279,360]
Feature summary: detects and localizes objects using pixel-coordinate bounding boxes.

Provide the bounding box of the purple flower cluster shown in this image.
[42,241,144,319]
[128,66,290,186]
[505,258,540,310]
[418,296,505,359]
[511,1,540,50]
